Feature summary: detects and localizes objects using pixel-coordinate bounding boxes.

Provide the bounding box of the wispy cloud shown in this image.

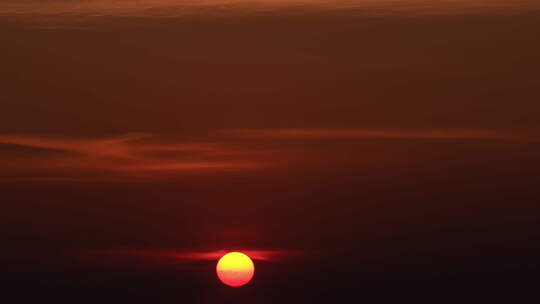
[0,133,150,158]
[1,0,538,20]
[0,133,267,181]
[96,248,299,262]
[1,128,535,182]
[224,128,538,141]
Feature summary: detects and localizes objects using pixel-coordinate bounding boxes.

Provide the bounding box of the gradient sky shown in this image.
[1,1,540,303]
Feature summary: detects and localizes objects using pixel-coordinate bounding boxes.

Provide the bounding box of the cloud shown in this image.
[1,0,538,21]
[0,133,150,158]
[0,128,535,182]
[96,248,299,262]
[0,133,267,181]
[2,0,537,32]
[223,128,538,141]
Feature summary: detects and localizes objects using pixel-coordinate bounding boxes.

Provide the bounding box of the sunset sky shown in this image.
[1,0,539,303]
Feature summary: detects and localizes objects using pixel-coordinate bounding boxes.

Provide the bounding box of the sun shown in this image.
[216,252,255,287]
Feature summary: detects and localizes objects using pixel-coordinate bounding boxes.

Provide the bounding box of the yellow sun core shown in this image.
[216,252,255,287]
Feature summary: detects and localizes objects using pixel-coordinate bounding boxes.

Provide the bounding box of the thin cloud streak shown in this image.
[0,133,268,181]
[1,0,538,19]
[1,128,535,182]
[97,248,299,262]
[0,133,150,158]
[224,128,538,142]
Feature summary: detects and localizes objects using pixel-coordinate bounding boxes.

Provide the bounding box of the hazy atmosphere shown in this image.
[2,0,539,303]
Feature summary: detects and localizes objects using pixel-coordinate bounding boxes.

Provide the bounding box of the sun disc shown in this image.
[216,252,254,287]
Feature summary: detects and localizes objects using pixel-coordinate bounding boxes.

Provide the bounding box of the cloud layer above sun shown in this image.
[1,0,538,19]
[97,248,298,262]
[0,133,267,182]
[0,128,535,182]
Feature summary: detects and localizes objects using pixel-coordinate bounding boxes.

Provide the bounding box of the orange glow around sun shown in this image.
[216,252,255,287]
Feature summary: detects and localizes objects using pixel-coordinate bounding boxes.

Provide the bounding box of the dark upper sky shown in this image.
[1,1,540,303]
